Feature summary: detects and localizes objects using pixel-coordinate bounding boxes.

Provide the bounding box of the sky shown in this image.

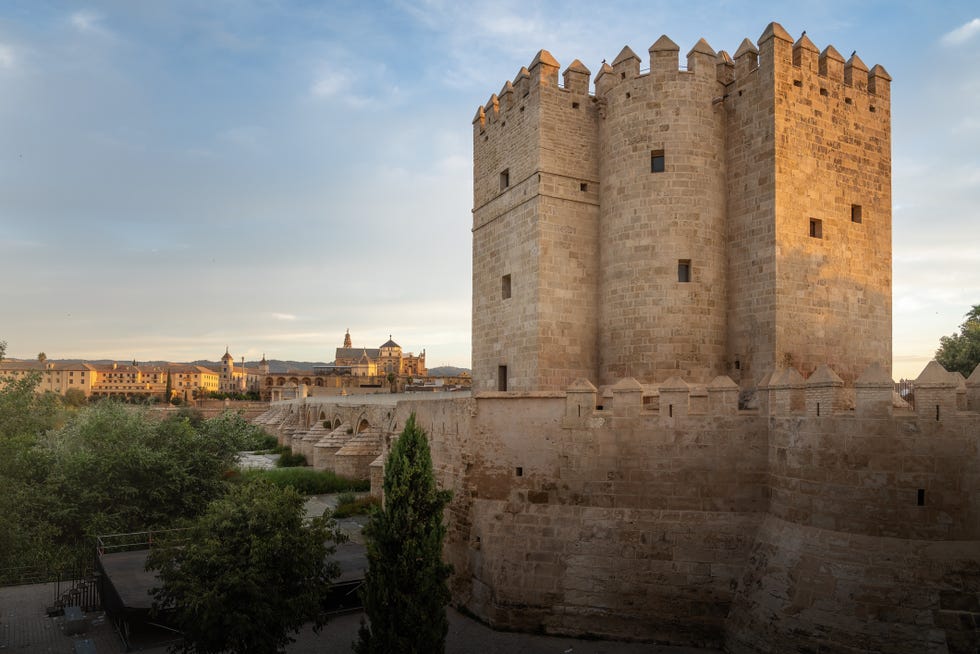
[0,1,978,379]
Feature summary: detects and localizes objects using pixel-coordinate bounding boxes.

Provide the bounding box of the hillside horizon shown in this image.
[2,356,470,377]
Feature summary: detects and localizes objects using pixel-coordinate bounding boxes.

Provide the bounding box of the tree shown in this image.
[0,367,68,576]
[386,372,397,394]
[37,351,47,364]
[41,402,239,543]
[147,479,343,654]
[62,387,87,407]
[936,304,980,377]
[0,388,258,577]
[355,413,452,654]
[165,369,173,403]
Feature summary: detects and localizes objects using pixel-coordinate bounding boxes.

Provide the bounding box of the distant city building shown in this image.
[1,334,449,402]
[329,330,427,377]
[0,360,220,400]
[218,347,269,394]
[265,331,429,400]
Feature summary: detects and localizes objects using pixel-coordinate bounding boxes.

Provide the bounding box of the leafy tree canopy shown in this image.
[356,413,452,654]
[936,304,980,378]
[0,359,277,578]
[148,478,343,654]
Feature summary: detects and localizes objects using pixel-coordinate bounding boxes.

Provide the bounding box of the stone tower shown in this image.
[471,22,891,392]
[220,347,234,392]
[472,52,600,394]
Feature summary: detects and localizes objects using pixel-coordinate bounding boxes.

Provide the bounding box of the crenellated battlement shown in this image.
[474,21,889,133]
[557,360,980,427]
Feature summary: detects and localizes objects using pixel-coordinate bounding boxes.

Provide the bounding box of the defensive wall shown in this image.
[257,362,980,652]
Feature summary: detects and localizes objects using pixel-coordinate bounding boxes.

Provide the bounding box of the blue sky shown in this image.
[1,2,978,379]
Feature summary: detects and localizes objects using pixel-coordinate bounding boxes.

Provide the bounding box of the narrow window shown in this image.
[917,489,925,506]
[851,204,862,223]
[869,105,876,113]
[580,182,588,192]
[793,79,802,88]
[501,274,511,299]
[572,101,580,109]
[651,150,665,173]
[809,218,823,239]
[677,259,691,283]
[844,97,853,105]
[515,467,523,477]
[499,169,510,190]
[819,87,828,97]
[497,365,508,392]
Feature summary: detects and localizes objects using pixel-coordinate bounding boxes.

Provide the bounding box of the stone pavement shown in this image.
[1,581,721,653]
[0,581,123,653]
[290,609,723,653]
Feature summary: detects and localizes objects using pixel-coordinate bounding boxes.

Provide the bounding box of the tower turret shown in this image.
[595,34,729,385]
[471,48,600,392]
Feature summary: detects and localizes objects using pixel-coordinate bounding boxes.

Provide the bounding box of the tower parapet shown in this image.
[854,362,894,417]
[967,364,980,411]
[914,361,958,421]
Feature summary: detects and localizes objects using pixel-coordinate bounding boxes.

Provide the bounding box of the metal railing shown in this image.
[97,528,189,557]
[897,380,915,410]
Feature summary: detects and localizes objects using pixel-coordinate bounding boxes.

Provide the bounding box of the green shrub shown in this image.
[239,468,369,495]
[276,451,307,468]
[336,491,357,506]
[332,495,379,519]
[246,433,278,451]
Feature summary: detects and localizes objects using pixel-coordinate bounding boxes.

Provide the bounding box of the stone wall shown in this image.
[409,391,767,647]
[258,362,979,652]
[334,364,977,651]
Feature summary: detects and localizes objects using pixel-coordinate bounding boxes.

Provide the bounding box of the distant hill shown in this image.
[428,366,470,377]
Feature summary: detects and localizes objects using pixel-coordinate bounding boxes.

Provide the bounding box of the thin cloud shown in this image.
[941,18,980,46]
[0,44,14,69]
[271,313,298,321]
[311,71,347,97]
[310,71,374,107]
[70,10,106,35]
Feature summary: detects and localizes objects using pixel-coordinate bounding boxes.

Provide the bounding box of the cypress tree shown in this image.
[355,412,452,654]
[165,369,172,403]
